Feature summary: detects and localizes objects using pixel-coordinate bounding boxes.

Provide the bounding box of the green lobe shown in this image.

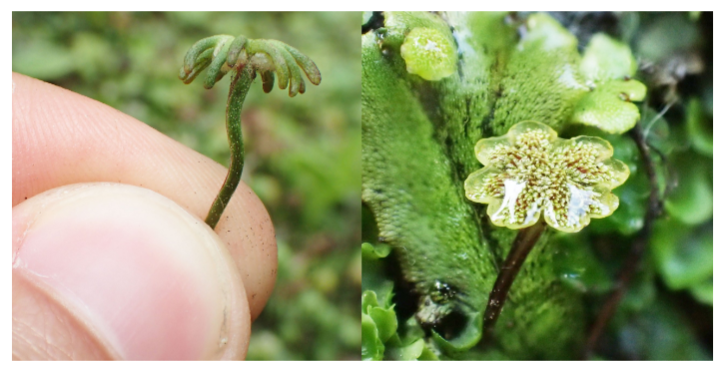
[571,79,647,134]
[580,33,638,82]
[400,27,458,81]
[361,314,384,361]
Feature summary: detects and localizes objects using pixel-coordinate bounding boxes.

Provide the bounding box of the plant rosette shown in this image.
[465,120,630,233]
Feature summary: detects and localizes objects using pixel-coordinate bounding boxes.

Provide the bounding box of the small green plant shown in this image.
[362,11,711,360]
[180,35,321,228]
[464,120,629,335]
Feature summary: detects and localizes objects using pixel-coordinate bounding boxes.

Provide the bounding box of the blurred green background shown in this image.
[13,12,361,360]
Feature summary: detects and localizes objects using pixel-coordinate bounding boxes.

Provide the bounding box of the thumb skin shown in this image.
[12,183,251,360]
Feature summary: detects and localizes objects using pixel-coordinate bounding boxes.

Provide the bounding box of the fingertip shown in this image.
[12,183,251,360]
[12,73,277,319]
[216,183,277,320]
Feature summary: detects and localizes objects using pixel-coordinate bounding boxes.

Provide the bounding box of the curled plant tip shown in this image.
[204,39,234,89]
[260,70,275,93]
[268,40,306,97]
[248,40,290,90]
[283,43,322,85]
[464,121,629,233]
[245,39,321,96]
[180,34,321,98]
[178,48,212,84]
[226,35,248,67]
[179,35,234,85]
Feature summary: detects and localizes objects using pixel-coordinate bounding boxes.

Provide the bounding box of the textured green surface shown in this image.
[362,12,594,359]
[361,11,711,360]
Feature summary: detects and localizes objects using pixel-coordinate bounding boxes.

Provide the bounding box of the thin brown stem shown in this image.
[583,124,663,358]
[482,221,547,337]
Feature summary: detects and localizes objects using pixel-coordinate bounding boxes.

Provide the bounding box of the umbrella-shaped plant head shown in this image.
[465,121,629,232]
[179,35,321,229]
[464,121,629,335]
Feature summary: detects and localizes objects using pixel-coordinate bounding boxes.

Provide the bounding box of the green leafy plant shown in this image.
[362,11,712,360]
[464,120,629,335]
[180,35,321,228]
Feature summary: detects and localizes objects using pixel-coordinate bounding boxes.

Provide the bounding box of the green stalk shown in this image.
[205,65,255,229]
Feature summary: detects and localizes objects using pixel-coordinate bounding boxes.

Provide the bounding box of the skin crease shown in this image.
[12,72,277,359]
